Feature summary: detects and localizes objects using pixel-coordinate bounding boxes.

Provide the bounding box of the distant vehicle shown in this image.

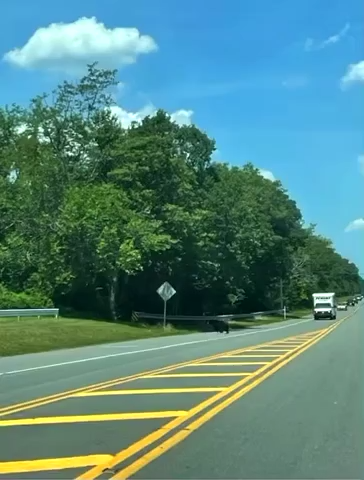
[312,292,337,320]
[347,297,355,306]
[337,303,347,311]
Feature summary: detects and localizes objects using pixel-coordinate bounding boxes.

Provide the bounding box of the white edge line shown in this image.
[99,345,141,349]
[1,318,313,376]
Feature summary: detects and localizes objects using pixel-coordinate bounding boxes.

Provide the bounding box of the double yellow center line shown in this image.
[0,330,322,418]
[0,311,355,478]
[78,321,343,479]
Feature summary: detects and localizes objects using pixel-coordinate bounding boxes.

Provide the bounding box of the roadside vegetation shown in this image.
[0,317,193,356]
[0,64,362,355]
[0,308,310,357]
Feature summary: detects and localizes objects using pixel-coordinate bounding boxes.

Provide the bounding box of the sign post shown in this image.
[157,281,176,329]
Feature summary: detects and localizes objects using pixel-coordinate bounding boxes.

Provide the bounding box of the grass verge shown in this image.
[0,308,313,357]
[0,317,194,357]
[230,308,311,329]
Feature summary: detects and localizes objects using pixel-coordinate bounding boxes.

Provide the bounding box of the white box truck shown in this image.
[312,293,337,320]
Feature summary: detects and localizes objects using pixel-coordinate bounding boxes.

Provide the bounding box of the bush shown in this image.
[0,284,53,309]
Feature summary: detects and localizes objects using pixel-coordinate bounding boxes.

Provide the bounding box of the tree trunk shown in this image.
[109,272,118,321]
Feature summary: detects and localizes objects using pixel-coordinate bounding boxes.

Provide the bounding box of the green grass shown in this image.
[0,316,194,357]
[0,307,314,357]
[338,296,351,302]
[285,308,312,318]
[230,308,311,328]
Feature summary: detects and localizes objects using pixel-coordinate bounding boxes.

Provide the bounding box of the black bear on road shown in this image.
[208,319,230,333]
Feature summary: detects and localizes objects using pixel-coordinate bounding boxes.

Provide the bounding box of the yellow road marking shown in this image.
[273,338,305,342]
[0,316,355,478]
[300,332,321,336]
[77,329,328,480]
[0,455,113,474]
[74,387,227,396]
[221,354,281,358]
[187,362,267,366]
[0,336,303,417]
[249,349,292,352]
[142,373,252,378]
[272,335,309,340]
[86,317,358,480]
[0,411,186,427]
[110,321,344,478]
[279,340,306,343]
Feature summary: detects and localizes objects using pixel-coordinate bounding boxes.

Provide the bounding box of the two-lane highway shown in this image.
[0,315,335,407]
[0,307,363,479]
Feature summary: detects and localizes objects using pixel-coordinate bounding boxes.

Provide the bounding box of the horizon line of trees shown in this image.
[0,64,362,321]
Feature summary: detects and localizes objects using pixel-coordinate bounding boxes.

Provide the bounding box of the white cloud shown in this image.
[304,23,350,52]
[282,76,309,89]
[359,155,364,175]
[109,105,194,128]
[345,218,364,232]
[319,23,350,48]
[109,104,154,128]
[340,60,364,88]
[3,17,158,74]
[258,168,276,181]
[170,109,194,126]
[16,104,193,137]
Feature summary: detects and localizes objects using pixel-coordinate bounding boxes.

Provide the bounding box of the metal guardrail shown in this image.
[0,308,59,319]
[132,309,285,323]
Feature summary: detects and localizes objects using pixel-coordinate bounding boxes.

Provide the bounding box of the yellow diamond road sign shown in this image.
[157,281,176,302]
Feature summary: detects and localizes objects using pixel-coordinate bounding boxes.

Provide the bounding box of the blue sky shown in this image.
[1,0,363,273]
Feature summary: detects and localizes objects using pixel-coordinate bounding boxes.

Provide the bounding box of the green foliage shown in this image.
[0,64,362,320]
[0,284,53,309]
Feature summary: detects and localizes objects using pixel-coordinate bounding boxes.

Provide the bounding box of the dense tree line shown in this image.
[0,65,362,320]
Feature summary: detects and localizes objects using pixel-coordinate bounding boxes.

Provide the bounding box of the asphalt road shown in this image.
[0,305,362,479]
[0,315,318,406]
[0,314,334,406]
